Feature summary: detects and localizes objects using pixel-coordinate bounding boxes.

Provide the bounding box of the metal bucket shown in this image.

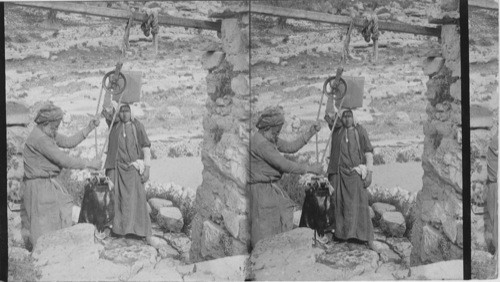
[112,71,142,104]
[336,76,365,109]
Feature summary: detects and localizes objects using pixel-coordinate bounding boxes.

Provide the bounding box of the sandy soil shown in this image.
[372,162,423,193]
[150,157,203,191]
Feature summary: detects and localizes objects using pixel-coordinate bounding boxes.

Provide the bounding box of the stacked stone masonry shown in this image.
[410,0,463,265]
[190,12,250,262]
[6,101,31,204]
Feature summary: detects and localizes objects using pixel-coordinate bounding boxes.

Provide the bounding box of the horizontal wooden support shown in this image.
[469,0,499,10]
[250,4,441,37]
[10,2,221,31]
[428,15,460,25]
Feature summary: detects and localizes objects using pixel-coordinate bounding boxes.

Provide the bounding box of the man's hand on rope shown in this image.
[89,114,101,128]
[308,121,322,136]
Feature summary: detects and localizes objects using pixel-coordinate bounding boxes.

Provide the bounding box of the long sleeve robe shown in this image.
[103,113,152,237]
[22,126,90,246]
[325,114,374,242]
[249,131,311,248]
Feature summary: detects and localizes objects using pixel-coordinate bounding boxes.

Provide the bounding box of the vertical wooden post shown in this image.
[153,33,158,56]
[122,16,133,55]
[372,39,378,62]
[341,19,354,65]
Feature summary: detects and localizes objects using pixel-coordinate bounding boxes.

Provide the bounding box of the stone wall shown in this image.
[190,12,251,261]
[469,6,499,254]
[6,101,31,247]
[410,0,463,265]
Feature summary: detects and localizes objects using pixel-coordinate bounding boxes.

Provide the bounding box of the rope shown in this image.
[361,13,379,43]
[320,93,348,165]
[94,86,104,158]
[122,15,133,54]
[141,9,159,37]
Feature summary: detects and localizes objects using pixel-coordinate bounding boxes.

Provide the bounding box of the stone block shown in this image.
[450,79,461,101]
[410,260,463,280]
[442,217,458,243]
[221,18,247,55]
[251,228,335,281]
[457,222,464,248]
[33,223,98,266]
[71,205,81,225]
[8,246,30,262]
[176,264,195,276]
[372,202,396,218]
[183,255,250,281]
[6,101,30,126]
[386,237,412,260]
[7,155,24,179]
[199,41,222,52]
[7,179,23,202]
[379,248,402,263]
[7,126,29,154]
[222,209,245,239]
[206,73,219,95]
[201,220,226,259]
[470,104,494,129]
[148,198,174,215]
[130,265,183,282]
[440,0,459,12]
[7,209,23,246]
[227,53,249,72]
[209,134,248,187]
[441,25,460,61]
[425,77,445,102]
[163,232,192,254]
[293,210,302,227]
[241,14,249,25]
[231,74,249,96]
[471,159,487,182]
[237,216,251,243]
[225,187,248,214]
[157,207,184,233]
[445,59,461,78]
[423,57,445,77]
[100,238,157,271]
[380,212,406,237]
[202,51,225,71]
[231,237,249,255]
[159,243,180,259]
[369,206,375,220]
[471,117,493,129]
[420,224,442,263]
[471,129,493,157]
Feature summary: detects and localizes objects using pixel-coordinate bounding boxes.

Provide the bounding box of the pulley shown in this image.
[322,75,347,101]
[102,62,127,96]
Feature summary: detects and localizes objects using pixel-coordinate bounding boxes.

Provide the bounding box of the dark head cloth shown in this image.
[256,106,285,129]
[35,103,64,124]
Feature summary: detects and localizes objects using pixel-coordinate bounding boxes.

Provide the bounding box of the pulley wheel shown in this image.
[102,71,127,96]
[323,76,347,100]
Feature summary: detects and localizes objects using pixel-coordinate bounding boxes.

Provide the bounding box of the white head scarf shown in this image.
[339,108,358,126]
[114,101,136,121]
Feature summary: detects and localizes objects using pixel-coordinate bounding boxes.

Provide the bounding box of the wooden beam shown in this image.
[469,0,499,10]
[251,4,441,37]
[10,2,221,31]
